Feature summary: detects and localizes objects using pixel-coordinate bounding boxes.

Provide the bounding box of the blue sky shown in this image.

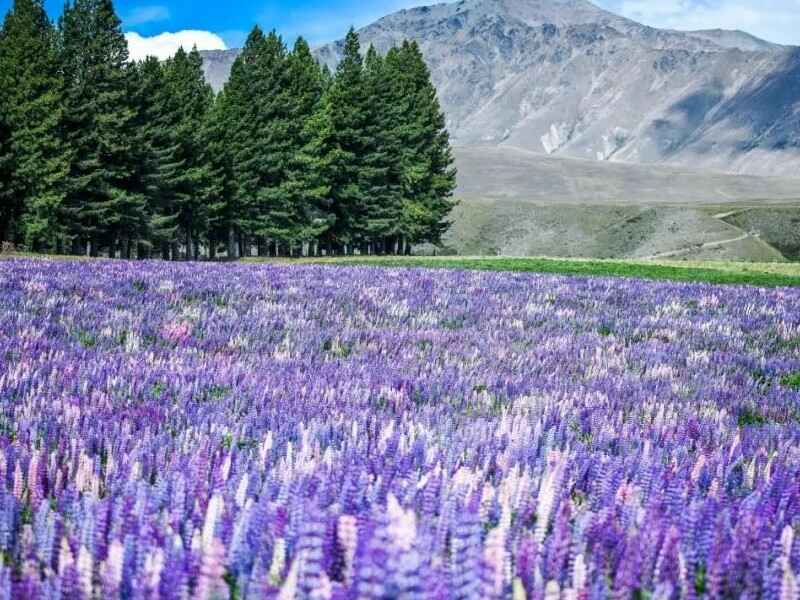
[3,0,799,59]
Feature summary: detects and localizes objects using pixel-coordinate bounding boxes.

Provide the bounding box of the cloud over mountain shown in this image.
[125,30,227,61]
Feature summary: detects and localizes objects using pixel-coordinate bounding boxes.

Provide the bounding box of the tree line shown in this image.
[0,0,457,259]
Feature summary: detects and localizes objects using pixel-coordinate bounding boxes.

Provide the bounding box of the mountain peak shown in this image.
[380,0,616,27]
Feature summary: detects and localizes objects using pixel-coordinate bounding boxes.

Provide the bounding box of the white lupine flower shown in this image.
[269,538,287,586]
[483,527,509,596]
[235,474,249,508]
[77,545,93,599]
[535,452,567,543]
[202,495,224,551]
[387,495,416,552]
[277,557,299,600]
[544,580,561,600]
[104,539,125,590]
[143,548,165,591]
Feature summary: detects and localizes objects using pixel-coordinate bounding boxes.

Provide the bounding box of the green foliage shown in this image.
[127,56,181,257]
[162,47,215,259]
[737,406,768,428]
[60,0,145,255]
[781,372,800,391]
[0,0,70,250]
[73,328,97,348]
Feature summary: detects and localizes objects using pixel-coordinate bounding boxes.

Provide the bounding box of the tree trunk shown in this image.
[209,235,217,260]
[186,229,193,261]
[227,227,238,259]
[0,216,9,245]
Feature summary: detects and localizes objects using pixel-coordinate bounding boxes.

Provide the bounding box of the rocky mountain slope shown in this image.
[200,0,800,177]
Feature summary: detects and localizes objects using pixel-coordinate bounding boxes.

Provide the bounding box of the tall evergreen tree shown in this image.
[222,26,266,257]
[60,0,146,256]
[361,44,404,253]
[201,89,234,260]
[315,27,372,253]
[390,41,457,249]
[127,56,181,258]
[0,0,69,251]
[248,31,291,254]
[279,37,330,253]
[162,46,214,259]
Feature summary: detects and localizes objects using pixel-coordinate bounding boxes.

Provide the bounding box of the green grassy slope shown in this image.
[289,256,800,287]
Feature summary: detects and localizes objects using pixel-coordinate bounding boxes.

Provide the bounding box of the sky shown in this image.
[2,0,799,60]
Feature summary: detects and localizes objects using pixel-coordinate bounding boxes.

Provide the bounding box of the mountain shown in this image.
[682,29,783,52]
[199,0,800,177]
[198,49,241,92]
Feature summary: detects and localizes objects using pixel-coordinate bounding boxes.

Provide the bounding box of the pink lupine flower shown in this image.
[13,461,24,500]
[161,321,192,344]
[196,537,228,600]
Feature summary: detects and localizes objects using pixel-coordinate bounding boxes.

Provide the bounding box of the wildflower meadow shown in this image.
[1,258,800,599]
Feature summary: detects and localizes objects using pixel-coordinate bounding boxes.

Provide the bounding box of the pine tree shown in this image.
[222,26,266,257]
[279,37,330,254]
[201,89,234,260]
[361,44,404,253]
[60,0,146,256]
[388,41,457,251]
[316,27,372,254]
[162,47,214,260]
[127,56,181,258]
[248,31,291,255]
[0,0,70,251]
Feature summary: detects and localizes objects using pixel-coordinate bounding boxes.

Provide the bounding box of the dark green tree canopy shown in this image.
[0,0,456,258]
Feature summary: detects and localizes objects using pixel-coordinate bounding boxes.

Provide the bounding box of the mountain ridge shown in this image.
[199,0,800,177]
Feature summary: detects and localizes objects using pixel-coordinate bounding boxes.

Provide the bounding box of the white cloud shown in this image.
[124,5,170,26]
[603,0,800,45]
[125,31,228,61]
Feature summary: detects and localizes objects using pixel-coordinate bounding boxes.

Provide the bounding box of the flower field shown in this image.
[2,259,800,599]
